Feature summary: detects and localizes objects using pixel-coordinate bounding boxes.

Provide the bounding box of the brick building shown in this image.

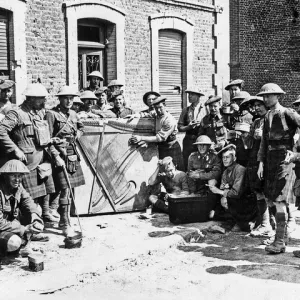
[0,0,229,117]
[230,0,300,107]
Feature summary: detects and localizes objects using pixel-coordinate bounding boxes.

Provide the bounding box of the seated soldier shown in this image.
[78,90,100,119]
[0,160,44,256]
[187,135,221,217]
[109,92,135,118]
[148,157,189,213]
[208,144,257,232]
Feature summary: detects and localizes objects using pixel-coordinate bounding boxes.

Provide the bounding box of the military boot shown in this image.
[59,204,76,237]
[265,213,286,254]
[41,195,59,224]
[250,200,274,238]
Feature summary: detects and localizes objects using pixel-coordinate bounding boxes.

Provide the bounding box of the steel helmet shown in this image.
[0,159,29,174]
[108,79,124,88]
[87,71,104,80]
[247,95,265,106]
[193,135,214,145]
[256,83,285,96]
[232,91,250,102]
[56,85,79,97]
[80,90,98,101]
[293,95,300,105]
[23,83,49,97]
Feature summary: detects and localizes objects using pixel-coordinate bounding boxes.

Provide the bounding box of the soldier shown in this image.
[187,135,221,218]
[86,71,104,93]
[71,97,84,113]
[225,79,244,101]
[77,90,100,119]
[45,85,85,237]
[0,160,44,256]
[208,144,257,231]
[107,79,124,104]
[0,79,15,119]
[198,95,227,151]
[148,156,189,213]
[257,83,300,254]
[178,87,204,169]
[239,96,274,238]
[0,83,57,226]
[108,92,135,118]
[131,96,184,171]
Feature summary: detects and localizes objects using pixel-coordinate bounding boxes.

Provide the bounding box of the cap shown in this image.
[56,85,79,97]
[23,83,49,97]
[256,83,285,96]
[234,122,251,133]
[232,91,250,102]
[152,96,167,106]
[293,95,300,105]
[205,95,222,106]
[0,159,29,174]
[108,79,124,88]
[95,87,108,95]
[225,79,244,91]
[217,144,236,156]
[143,91,160,106]
[87,71,104,80]
[0,79,15,90]
[80,90,98,101]
[185,86,205,96]
[193,135,214,145]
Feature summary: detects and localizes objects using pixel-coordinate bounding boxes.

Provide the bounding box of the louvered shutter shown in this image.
[159,30,183,120]
[0,14,8,71]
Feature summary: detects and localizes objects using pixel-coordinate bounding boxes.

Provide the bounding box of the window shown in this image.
[0,9,9,79]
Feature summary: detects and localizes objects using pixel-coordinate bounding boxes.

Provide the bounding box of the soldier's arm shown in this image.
[0,110,20,153]
[257,118,267,162]
[45,111,61,158]
[198,155,222,181]
[224,166,246,199]
[180,173,190,194]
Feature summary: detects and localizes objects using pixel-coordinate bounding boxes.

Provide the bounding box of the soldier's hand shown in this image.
[254,128,263,139]
[124,113,140,121]
[257,162,264,180]
[55,155,65,167]
[220,197,228,210]
[188,170,199,179]
[25,224,42,234]
[130,135,141,144]
[284,150,297,164]
[14,148,27,163]
[230,103,239,112]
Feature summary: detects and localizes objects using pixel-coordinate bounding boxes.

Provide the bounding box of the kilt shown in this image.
[53,163,85,190]
[264,149,293,203]
[22,167,55,200]
[182,135,197,171]
[158,140,184,171]
[0,231,16,254]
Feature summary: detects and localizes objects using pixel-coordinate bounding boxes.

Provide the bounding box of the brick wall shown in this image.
[230,0,300,107]
[22,0,215,111]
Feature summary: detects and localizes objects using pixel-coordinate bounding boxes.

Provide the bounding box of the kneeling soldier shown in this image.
[148,157,189,213]
[0,160,44,256]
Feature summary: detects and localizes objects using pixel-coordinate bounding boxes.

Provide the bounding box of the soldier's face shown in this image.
[6,173,23,189]
[197,144,209,155]
[83,99,96,111]
[30,97,46,110]
[0,87,13,102]
[294,104,300,114]
[222,151,234,167]
[209,102,220,115]
[154,103,166,116]
[230,85,241,98]
[165,164,176,178]
[263,94,279,108]
[254,101,267,117]
[146,94,157,107]
[188,93,200,104]
[90,76,100,88]
[60,96,75,110]
[114,95,124,109]
[97,92,107,105]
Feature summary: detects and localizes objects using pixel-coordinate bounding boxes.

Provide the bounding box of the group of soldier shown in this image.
[0,72,300,258]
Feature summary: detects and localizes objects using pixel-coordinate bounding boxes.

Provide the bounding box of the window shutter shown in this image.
[0,14,8,71]
[159,30,183,120]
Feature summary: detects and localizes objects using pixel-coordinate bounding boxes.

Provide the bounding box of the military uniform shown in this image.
[178,104,203,168]
[187,150,221,194]
[109,106,135,118]
[46,105,85,191]
[223,110,253,131]
[0,103,55,200]
[156,111,184,171]
[220,162,257,230]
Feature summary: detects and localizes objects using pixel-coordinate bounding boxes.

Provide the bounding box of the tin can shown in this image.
[28,254,44,272]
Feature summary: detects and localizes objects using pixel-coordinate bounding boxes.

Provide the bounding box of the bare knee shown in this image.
[7,235,22,253]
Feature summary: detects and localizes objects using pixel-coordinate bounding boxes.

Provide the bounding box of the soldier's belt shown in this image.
[267,144,288,151]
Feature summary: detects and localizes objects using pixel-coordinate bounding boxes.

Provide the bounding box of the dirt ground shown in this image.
[2,205,300,300]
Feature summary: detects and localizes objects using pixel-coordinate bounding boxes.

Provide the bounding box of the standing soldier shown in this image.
[131,96,184,171]
[0,83,57,227]
[86,71,104,93]
[0,79,15,119]
[239,96,274,238]
[257,83,300,254]
[178,87,204,169]
[198,95,227,151]
[225,79,244,101]
[46,85,85,237]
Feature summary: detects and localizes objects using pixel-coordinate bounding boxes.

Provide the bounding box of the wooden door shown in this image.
[159,30,183,120]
